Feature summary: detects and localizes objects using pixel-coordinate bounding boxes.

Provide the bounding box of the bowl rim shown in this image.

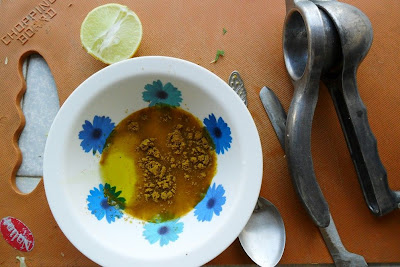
[43,56,263,266]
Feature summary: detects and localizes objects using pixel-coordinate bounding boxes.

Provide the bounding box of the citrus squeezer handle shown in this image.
[283,0,333,228]
[285,78,331,228]
[325,71,400,216]
[318,0,400,216]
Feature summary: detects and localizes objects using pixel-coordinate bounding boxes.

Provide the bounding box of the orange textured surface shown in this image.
[0,0,399,265]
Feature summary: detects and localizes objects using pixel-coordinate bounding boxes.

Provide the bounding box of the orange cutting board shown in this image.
[1,0,400,265]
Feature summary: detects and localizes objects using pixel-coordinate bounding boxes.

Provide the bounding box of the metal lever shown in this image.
[283,0,338,228]
[284,0,400,224]
[316,0,400,216]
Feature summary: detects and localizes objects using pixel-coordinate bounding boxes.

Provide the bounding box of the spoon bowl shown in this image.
[238,197,286,267]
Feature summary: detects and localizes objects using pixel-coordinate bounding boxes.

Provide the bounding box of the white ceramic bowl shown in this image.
[43,56,262,266]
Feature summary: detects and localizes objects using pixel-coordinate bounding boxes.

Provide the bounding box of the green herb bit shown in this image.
[210,50,225,64]
[223,28,227,35]
[104,183,126,209]
[203,126,215,149]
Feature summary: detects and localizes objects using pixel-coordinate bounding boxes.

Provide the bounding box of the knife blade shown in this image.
[259,86,286,149]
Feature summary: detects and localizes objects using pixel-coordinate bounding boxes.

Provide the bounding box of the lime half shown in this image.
[80,3,143,64]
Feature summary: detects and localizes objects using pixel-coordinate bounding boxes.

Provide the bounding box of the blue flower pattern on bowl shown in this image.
[204,114,232,154]
[194,183,226,222]
[142,80,183,107]
[81,80,232,245]
[79,115,115,155]
[143,220,184,246]
[87,183,125,224]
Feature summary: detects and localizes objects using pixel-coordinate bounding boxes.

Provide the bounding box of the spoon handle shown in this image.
[228,71,248,106]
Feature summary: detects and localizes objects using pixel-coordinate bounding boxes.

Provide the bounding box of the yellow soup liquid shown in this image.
[100,106,217,222]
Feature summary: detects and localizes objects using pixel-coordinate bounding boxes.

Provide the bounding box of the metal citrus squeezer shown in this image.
[261,0,399,265]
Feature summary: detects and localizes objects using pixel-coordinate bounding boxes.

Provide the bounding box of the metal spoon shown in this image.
[228,71,286,267]
[239,197,286,267]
